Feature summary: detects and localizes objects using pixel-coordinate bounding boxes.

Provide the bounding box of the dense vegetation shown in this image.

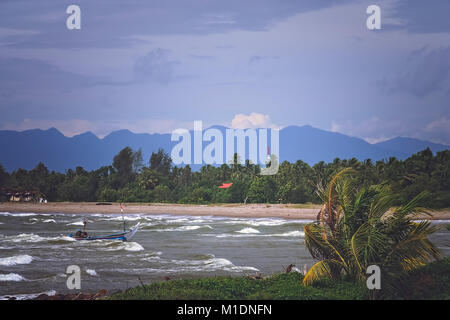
[108,257,450,300]
[1,147,449,208]
[302,169,442,299]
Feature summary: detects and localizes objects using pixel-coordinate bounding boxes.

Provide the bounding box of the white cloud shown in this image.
[425,116,450,134]
[330,117,404,144]
[231,112,277,129]
[423,116,450,145]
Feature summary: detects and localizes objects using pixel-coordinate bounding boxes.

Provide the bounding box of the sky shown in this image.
[0,0,449,145]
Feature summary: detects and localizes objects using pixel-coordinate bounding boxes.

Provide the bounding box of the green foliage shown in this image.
[1,147,449,207]
[303,169,441,298]
[247,176,277,203]
[387,257,450,300]
[98,187,120,202]
[108,272,368,300]
[112,147,142,188]
[107,258,450,300]
[150,148,172,176]
[153,185,171,202]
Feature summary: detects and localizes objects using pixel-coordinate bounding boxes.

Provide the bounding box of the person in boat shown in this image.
[74,218,89,238]
[75,229,88,238]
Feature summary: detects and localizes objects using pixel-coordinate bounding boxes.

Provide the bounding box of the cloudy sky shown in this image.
[0,0,449,144]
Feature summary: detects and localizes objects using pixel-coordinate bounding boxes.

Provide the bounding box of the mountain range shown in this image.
[0,125,448,172]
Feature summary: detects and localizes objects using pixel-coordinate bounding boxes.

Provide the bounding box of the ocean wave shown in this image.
[271,231,304,237]
[154,225,213,232]
[104,216,141,222]
[209,230,304,238]
[141,251,163,262]
[66,221,85,226]
[135,255,259,273]
[0,290,56,301]
[0,212,38,217]
[86,269,97,276]
[4,233,76,243]
[236,227,260,234]
[87,240,144,252]
[0,273,26,282]
[173,257,259,272]
[0,255,34,266]
[226,219,287,227]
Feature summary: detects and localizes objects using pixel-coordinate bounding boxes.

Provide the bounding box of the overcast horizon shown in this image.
[1,1,449,145]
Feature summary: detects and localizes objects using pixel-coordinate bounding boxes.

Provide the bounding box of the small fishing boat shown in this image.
[69,204,140,241]
[69,223,140,241]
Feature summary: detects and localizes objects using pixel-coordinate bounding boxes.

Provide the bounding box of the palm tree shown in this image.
[303,168,441,296]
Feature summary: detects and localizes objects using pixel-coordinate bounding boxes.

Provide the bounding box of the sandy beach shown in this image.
[0,202,449,220]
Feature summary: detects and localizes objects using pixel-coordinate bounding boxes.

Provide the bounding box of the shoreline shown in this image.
[0,202,449,220]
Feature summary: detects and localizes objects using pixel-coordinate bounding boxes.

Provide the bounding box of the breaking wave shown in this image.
[0,255,34,266]
[236,227,260,234]
[0,290,56,301]
[66,221,85,226]
[3,233,76,243]
[86,269,97,276]
[0,273,26,282]
[87,240,144,252]
[136,254,259,273]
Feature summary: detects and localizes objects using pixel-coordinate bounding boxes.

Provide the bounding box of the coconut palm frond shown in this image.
[304,222,332,260]
[327,168,353,213]
[368,187,396,221]
[385,221,441,271]
[302,260,341,286]
[392,191,432,219]
[302,170,440,296]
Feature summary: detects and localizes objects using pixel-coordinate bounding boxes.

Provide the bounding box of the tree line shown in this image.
[0,147,449,208]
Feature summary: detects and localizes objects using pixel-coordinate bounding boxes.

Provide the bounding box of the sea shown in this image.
[0,211,449,299]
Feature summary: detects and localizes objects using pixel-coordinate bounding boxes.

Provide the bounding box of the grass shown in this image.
[108,272,367,300]
[108,257,450,300]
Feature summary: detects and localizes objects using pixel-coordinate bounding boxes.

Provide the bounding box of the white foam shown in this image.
[0,273,25,282]
[42,219,56,223]
[208,230,304,238]
[226,219,286,227]
[176,225,202,231]
[144,255,259,273]
[0,213,38,217]
[236,227,260,234]
[122,242,144,251]
[97,241,145,252]
[106,216,141,222]
[271,231,304,237]
[67,221,85,226]
[86,269,97,276]
[0,255,34,266]
[4,233,76,243]
[0,290,56,300]
[156,225,212,232]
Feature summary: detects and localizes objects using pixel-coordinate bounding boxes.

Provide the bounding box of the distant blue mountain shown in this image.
[374,137,449,155]
[0,125,448,172]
